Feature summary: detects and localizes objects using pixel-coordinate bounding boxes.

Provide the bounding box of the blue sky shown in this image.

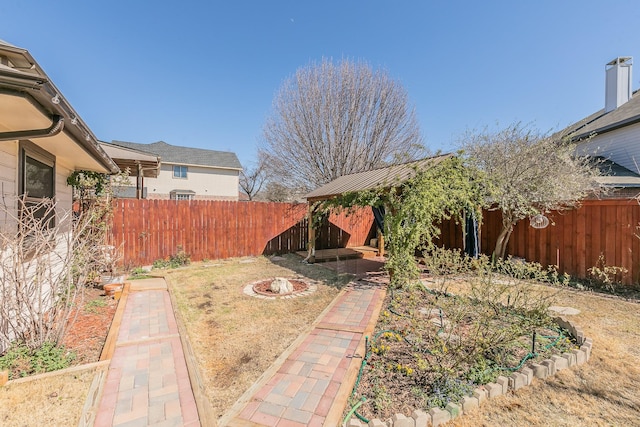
[3,1,640,166]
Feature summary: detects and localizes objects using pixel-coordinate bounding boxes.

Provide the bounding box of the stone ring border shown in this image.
[242,279,318,300]
[347,316,593,427]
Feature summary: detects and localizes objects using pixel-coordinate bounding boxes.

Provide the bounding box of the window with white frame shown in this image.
[170,190,195,201]
[173,165,188,179]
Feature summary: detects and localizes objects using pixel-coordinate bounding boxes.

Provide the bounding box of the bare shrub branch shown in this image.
[459,122,603,258]
[0,198,108,351]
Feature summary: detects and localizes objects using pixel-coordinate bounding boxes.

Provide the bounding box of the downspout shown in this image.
[0,114,64,142]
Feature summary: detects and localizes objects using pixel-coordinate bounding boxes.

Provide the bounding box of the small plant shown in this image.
[422,247,473,294]
[128,267,151,280]
[466,357,497,385]
[152,246,191,270]
[588,254,628,292]
[426,375,473,409]
[85,298,108,314]
[0,342,76,379]
[370,381,393,414]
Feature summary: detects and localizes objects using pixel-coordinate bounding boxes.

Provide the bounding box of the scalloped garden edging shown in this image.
[345,315,592,427]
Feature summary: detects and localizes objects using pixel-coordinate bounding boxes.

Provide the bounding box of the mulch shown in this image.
[62,286,118,364]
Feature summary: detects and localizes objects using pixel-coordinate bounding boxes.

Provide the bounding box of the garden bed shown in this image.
[348,278,578,422]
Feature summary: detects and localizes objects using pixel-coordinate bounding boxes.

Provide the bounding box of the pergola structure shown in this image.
[99,142,160,199]
[303,154,453,262]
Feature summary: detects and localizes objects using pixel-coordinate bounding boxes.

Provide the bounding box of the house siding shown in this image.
[55,160,74,229]
[146,163,239,200]
[575,121,640,173]
[0,141,18,233]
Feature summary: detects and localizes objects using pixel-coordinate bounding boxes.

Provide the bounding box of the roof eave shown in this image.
[0,43,119,174]
[572,114,640,141]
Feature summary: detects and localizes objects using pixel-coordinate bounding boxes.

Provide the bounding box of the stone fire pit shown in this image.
[243,277,317,299]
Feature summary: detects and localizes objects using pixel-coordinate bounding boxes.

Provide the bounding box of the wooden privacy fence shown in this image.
[111,198,640,283]
[110,199,374,267]
[440,199,640,284]
[488,199,640,284]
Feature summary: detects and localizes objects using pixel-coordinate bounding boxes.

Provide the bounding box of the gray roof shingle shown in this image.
[109,140,242,170]
[565,89,640,140]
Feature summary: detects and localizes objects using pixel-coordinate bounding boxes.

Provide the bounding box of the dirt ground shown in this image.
[63,286,118,364]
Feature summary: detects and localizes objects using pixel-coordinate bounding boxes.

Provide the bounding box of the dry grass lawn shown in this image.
[0,366,99,427]
[165,254,640,426]
[446,281,640,427]
[165,254,351,421]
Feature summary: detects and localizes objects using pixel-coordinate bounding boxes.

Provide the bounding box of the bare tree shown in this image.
[239,159,268,201]
[460,123,602,259]
[262,182,295,202]
[260,58,425,191]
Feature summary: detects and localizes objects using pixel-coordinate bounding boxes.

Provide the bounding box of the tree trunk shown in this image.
[493,221,514,260]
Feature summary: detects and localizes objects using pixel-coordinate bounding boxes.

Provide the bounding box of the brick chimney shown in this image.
[605,57,632,113]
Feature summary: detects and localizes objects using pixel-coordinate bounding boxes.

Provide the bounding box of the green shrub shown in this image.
[0,342,76,379]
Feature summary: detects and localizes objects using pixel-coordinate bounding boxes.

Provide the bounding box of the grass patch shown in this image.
[166,254,350,421]
[0,367,98,426]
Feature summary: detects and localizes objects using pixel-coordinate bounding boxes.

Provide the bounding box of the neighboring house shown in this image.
[567,56,640,196]
[0,40,119,231]
[105,140,242,201]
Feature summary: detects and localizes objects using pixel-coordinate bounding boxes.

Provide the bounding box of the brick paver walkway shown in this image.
[224,280,387,427]
[95,279,200,427]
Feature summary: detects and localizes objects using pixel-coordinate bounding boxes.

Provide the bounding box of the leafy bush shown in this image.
[588,254,628,292]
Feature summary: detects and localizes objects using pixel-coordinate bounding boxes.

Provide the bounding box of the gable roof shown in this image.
[110,140,242,170]
[305,154,453,201]
[566,89,640,140]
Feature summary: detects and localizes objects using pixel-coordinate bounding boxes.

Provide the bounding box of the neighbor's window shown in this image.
[20,142,55,228]
[170,190,195,201]
[173,165,188,179]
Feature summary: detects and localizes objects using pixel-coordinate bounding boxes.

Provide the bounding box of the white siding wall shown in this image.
[146,163,239,200]
[0,141,74,233]
[0,141,17,233]
[575,122,640,173]
[55,159,74,231]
